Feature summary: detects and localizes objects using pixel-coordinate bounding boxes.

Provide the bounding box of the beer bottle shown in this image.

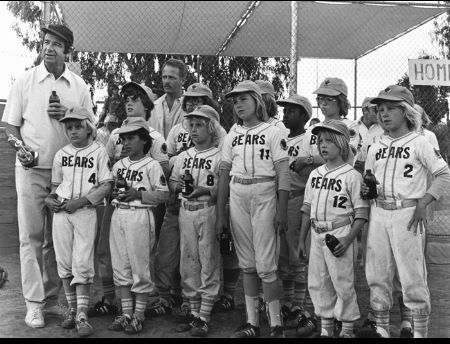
[181,170,194,196]
[325,234,340,253]
[363,169,378,200]
[49,90,60,104]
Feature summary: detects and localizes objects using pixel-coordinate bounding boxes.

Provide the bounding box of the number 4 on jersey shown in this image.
[88,173,96,184]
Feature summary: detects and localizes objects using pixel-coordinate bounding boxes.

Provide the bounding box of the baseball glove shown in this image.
[0,266,8,288]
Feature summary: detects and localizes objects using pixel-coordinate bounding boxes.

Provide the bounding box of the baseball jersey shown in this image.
[221,122,289,178]
[365,132,448,202]
[52,141,113,203]
[287,133,308,192]
[267,117,289,137]
[419,128,440,150]
[112,156,169,208]
[302,163,369,222]
[106,125,169,164]
[341,117,360,153]
[170,146,221,202]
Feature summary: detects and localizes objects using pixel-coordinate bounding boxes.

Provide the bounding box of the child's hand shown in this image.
[332,235,352,257]
[215,216,228,241]
[62,199,84,214]
[298,240,307,259]
[360,182,369,199]
[274,209,288,235]
[185,186,210,200]
[117,187,142,202]
[45,194,63,213]
[407,202,427,235]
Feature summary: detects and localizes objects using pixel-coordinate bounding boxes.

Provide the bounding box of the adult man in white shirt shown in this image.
[148,59,187,139]
[3,24,93,329]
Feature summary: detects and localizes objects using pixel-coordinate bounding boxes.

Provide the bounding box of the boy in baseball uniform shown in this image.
[90,82,166,318]
[216,81,290,338]
[45,107,113,337]
[363,85,450,338]
[108,118,169,334]
[298,120,369,338]
[169,105,222,337]
[276,94,315,330]
[152,84,226,318]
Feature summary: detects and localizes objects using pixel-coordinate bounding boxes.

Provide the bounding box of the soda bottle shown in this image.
[181,170,194,196]
[116,174,130,191]
[325,234,340,253]
[363,169,378,200]
[49,90,60,104]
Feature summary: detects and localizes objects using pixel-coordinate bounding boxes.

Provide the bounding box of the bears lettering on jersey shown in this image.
[232,134,266,147]
[117,168,144,182]
[375,146,410,160]
[182,157,212,170]
[288,145,299,157]
[177,132,190,143]
[61,156,94,168]
[310,176,342,192]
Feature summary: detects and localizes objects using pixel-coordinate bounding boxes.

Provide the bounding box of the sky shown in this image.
[0,1,446,120]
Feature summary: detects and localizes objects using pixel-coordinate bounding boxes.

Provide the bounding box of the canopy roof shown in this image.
[59,1,448,59]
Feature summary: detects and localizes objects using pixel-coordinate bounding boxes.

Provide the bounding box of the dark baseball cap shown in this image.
[41,25,74,47]
[370,85,414,107]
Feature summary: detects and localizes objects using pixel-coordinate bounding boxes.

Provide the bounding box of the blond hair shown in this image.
[317,129,350,162]
[182,116,222,147]
[377,101,421,132]
[63,118,97,141]
[233,91,267,125]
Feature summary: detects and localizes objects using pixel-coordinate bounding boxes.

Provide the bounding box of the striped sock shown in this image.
[398,296,412,329]
[121,286,134,317]
[223,268,240,299]
[65,291,77,313]
[373,310,390,338]
[321,317,334,337]
[199,296,215,323]
[282,279,294,308]
[189,298,201,317]
[102,279,116,304]
[341,321,354,337]
[134,293,148,321]
[245,295,260,327]
[413,314,429,338]
[76,295,90,318]
[293,281,307,308]
[158,288,172,306]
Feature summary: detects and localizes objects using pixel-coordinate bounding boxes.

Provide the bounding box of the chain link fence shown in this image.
[48,1,450,238]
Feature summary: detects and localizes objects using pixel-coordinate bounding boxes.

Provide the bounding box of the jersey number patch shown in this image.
[403,164,413,178]
[332,195,347,209]
[88,173,96,184]
[206,175,214,186]
[259,149,270,160]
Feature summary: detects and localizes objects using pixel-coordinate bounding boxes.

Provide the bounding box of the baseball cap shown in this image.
[276,95,313,119]
[104,115,119,123]
[121,82,155,109]
[225,80,262,98]
[370,85,414,107]
[116,117,149,135]
[313,77,348,97]
[60,106,93,123]
[184,105,220,123]
[311,119,350,142]
[184,83,213,99]
[255,80,275,97]
[41,24,74,47]
[361,97,376,109]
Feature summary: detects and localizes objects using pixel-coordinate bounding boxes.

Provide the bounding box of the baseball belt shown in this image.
[233,176,275,185]
[181,201,216,212]
[311,217,352,234]
[114,203,152,210]
[375,199,418,211]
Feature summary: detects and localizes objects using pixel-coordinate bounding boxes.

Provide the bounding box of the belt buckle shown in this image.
[243,179,252,185]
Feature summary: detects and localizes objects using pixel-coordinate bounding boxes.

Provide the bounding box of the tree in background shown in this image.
[7,1,290,102]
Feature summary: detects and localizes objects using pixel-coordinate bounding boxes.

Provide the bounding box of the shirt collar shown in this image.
[37,62,72,85]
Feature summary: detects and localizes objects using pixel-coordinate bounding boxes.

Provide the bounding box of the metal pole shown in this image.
[289,1,298,96]
[197,55,201,82]
[354,58,358,120]
[43,1,51,28]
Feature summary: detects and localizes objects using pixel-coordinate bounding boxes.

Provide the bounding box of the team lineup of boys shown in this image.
[5,25,450,338]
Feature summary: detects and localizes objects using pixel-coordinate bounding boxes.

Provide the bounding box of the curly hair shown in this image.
[336,93,351,118]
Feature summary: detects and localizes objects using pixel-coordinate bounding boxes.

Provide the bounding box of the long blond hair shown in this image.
[233,91,267,126]
[377,101,421,132]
